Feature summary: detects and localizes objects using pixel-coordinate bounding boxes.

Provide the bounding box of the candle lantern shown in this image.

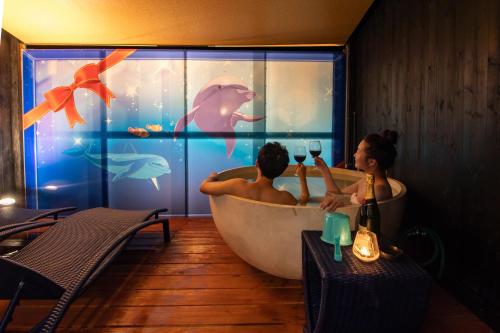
[352,173,381,262]
[352,228,380,262]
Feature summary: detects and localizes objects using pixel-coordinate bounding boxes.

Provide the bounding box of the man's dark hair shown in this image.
[257,142,289,179]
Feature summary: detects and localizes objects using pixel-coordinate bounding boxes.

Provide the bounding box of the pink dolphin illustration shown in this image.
[173,76,263,157]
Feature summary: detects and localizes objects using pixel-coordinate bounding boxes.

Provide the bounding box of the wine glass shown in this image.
[293,145,306,176]
[309,141,322,170]
[309,141,322,158]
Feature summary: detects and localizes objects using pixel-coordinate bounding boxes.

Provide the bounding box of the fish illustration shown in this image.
[64,145,171,191]
[128,127,150,138]
[146,124,163,132]
[173,76,263,157]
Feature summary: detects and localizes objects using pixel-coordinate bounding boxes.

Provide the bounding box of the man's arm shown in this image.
[296,164,310,205]
[200,172,246,195]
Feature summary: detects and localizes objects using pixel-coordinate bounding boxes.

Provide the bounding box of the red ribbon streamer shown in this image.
[23,49,136,130]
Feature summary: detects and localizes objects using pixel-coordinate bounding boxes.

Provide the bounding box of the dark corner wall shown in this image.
[347,0,500,328]
[0,30,24,205]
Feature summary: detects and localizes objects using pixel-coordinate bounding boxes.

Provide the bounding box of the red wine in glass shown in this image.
[309,150,321,158]
[293,145,306,176]
[309,141,322,158]
[294,146,306,163]
[294,155,306,163]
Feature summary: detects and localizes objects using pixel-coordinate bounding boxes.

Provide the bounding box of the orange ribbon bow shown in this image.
[23,49,136,130]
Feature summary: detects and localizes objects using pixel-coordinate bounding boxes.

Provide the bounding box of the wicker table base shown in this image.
[302,230,431,333]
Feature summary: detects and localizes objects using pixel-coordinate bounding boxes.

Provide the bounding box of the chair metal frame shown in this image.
[0,207,170,333]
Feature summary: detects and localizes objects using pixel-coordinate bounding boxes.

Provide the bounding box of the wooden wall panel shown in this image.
[0,30,24,204]
[348,0,500,328]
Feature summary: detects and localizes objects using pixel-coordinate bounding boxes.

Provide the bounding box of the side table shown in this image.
[302,230,431,333]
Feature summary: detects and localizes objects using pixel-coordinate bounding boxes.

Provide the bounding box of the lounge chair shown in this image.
[0,206,76,237]
[0,207,169,333]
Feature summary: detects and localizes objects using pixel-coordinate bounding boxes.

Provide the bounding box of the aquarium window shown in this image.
[22,49,345,215]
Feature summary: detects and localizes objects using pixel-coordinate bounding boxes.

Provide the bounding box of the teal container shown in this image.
[321,212,352,246]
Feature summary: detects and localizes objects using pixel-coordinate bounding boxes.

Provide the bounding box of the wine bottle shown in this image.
[363,173,381,236]
[358,201,367,229]
[352,173,382,262]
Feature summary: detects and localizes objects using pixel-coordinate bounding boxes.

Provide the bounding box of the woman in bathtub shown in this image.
[317,129,399,211]
[200,142,310,205]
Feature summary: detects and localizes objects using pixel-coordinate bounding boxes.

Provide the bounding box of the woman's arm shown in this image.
[320,192,345,212]
[296,164,310,205]
[314,157,342,193]
[314,157,361,195]
[340,179,361,194]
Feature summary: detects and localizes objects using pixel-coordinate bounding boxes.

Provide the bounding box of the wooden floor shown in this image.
[1,217,494,333]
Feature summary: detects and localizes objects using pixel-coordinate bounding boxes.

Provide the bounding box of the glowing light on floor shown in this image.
[0,197,16,206]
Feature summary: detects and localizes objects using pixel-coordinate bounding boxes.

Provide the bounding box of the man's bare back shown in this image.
[200,174,298,206]
[199,142,310,207]
[223,178,297,205]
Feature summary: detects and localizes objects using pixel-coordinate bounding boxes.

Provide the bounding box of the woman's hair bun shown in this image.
[382,129,398,145]
[364,130,399,170]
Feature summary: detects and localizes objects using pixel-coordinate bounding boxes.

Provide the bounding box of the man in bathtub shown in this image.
[200,142,310,205]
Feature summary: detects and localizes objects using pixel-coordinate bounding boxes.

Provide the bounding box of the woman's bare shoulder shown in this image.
[374,183,393,201]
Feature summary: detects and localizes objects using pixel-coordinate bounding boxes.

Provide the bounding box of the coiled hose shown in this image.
[400,225,445,279]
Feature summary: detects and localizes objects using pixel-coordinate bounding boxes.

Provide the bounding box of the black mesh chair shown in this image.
[0,206,77,238]
[0,207,170,333]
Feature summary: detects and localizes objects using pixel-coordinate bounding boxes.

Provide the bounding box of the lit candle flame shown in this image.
[360,246,371,257]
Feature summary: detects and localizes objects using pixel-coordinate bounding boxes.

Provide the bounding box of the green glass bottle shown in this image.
[358,200,367,229]
[363,173,381,236]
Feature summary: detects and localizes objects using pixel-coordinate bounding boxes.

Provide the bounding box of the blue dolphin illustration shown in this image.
[64,145,171,191]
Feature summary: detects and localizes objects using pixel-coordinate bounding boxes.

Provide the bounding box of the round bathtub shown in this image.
[209,166,407,280]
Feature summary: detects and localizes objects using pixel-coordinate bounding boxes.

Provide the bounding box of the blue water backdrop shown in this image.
[23,49,345,215]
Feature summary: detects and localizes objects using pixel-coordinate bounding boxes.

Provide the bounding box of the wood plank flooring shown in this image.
[1,217,495,332]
